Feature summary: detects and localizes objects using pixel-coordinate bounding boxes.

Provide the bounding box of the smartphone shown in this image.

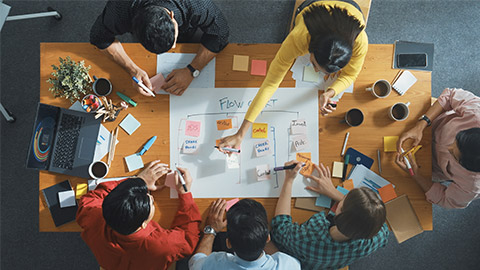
[397,53,427,68]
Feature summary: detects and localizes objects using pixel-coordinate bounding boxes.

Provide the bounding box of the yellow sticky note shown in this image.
[233,55,249,72]
[332,161,344,178]
[384,136,399,152]
[252,123,268,138]
[76,183,88,199]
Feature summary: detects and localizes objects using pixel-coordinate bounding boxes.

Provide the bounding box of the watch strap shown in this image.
[186,64,196,74]
[419,114,432,126]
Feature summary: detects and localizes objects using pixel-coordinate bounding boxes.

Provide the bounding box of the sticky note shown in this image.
[58,190,76,208]
[292,134,309,151]
[151,72,166,94]
[216,118,233,130]
[226,198,240,211]
[216,139,221,146]
[233,55,249,72]
[75,183,88,199]
[252,123,268,138]
[343,179,354,190]
[185,120,201,137]
[119,114,141,135]
[256,164,271,181]
[291,119,307,134]
[337,186,349,195]
[379,184,398,203]
[254,140,272,157]
[384,136,399,152]
[332,161,344,178]
[315,195,332,208]
[296,152,313,176]
[226,154,240,169]
[183,139,199,154]
[303,65,320,83]
[251,59,267,76]
[165,172,176,189]
[124,154,144,172]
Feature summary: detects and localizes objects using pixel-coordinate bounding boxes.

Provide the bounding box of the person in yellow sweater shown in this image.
[218,0,368,152]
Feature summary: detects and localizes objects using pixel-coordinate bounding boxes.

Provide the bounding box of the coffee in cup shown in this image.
[92,76,112,96]
[389,102,411,121]
[366,79,391,98]
[88,160,109,179]
[344,108,364,127]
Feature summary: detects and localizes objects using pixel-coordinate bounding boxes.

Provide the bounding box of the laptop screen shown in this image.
[26,103,60,170]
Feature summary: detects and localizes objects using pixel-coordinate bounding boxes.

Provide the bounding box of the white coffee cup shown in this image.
[88,161,109,179]
[366,79,392,98]
[389,102,411,121]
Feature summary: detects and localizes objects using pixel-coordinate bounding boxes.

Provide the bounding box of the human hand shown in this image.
[131,68,154,96]
[162,68,194,96]
[395,153,419,176]
[206,199,227,232]
[217,133,243,154]
[137,160,169,191]
[175,167,193,194]
[397,125,424,154]
[305,163,335,196]
[284,160,303,182]
[319,89,337,116]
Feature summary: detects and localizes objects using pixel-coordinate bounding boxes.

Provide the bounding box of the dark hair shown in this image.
[335,187,386,239]
[102,178,151,235]
[303,5,364,73]
[132,5,175,54]
[456,127,480,172]
[227,199,269,261]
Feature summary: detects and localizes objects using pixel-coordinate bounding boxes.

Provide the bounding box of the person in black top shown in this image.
[90,0,229,96]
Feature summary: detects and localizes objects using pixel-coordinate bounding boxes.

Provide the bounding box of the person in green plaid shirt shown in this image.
[270,160,389,270]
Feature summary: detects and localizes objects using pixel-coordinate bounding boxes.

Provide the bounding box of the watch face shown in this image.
[193,70,200,78]
[204,226,215,234]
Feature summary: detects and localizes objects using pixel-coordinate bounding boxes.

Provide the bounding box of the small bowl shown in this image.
[82,94,102,113]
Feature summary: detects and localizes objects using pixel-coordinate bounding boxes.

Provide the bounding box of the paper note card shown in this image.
[292,134,309,151]
[226,198,240,211]
[254,140,272,157]
[252,123,268,138]
[303,65,320,83]
[296,152,313,175]
[94,124,119,161]
[256,164,271,181]
[233,55,249,71]
[165,172,176,189]
[185,120,201,137]
[75,183,88,199]
[119,114,141,135]
[151,72,166,94]
[226,154,240,169]
[384,136,399,152]
[216,118,233,130]
[125,154,144,172]
[291,119,307,134]
[58,190,76,208]
[251,59,267,76]
[315,195,332,208]
[183,139,199,154]
[379,184,398,203]
[332,161,344,178]
[343,179,354,190]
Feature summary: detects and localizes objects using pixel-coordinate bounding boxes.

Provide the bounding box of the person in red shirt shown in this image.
[76,160,201,270]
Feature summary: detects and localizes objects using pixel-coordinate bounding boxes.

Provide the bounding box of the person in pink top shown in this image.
[396,88,480,209]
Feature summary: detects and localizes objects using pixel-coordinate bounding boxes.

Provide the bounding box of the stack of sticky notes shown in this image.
[332,161,344,178]
[120,114,141,135]
[58,190,76,208]
[251,59,267,76]
[378,184,398,203]
[75,183,88,199]
[232,55,249,72]
[124,153,144,172]
[384,136,399,152]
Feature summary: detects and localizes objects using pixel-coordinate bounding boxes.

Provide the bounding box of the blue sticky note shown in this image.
[337,186,350,195]
[124,154,144,172]
[315,195,332,208]
[119,114,141,135]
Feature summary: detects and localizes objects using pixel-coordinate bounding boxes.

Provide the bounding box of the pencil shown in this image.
[107,129,114,167]
[377,149,382,174]
[111,127,119,162]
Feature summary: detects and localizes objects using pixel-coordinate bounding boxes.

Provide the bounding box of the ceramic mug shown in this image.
[366,79,391,98]
[343,108,364,127]
[389,102,411,121]
[88,160,109,179]
[92,76,112,96]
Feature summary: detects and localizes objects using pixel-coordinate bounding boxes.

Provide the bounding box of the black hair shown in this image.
[132,5,175,54]
[303,5,364,73]
[226,199,269,261]
[102,178,151,235]
[335,187,386,239]
[456,127,480,172]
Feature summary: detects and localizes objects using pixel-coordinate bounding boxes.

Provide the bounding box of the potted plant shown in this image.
[47,56,93,103]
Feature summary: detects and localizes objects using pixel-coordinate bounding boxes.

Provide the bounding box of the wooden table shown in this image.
[39,43,432,232]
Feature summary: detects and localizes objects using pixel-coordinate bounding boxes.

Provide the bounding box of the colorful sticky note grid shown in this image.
[226,198,240,211]
[251,59,267,76]
[332,161,344,178]
[216,118,233,130]
[343,179,354,190]
[58,190,76,208]
[384,136,399,152]
[292,134,309,151]
[232,55,249,72]
[165,172,176,189]
[315,195,332,208]
[151,72,166,94]
[303,65,320,83]
[378,184,397,203]
[75,183,88,200]
[296,152,313,176]
[291,119,307,134]
[254,140,272,157]
[252,123,268,138]
[183,139,199,154]
[185,120,201,137]
[119,114,141,135]
[124,153,144,172]
[256,164,271,181]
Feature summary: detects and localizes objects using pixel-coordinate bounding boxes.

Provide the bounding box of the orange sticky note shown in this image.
[216,118,233,130]
[252,123,268,138]
[296,152,313,175]
[378,184,397,203]
[343,179,354,190]
[216,139,221,146]
[251,59,267,76]
[233,55,249,71]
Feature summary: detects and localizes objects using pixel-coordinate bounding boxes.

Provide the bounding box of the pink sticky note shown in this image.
[165,172,176,189]
[185,120,201,137]
[150,73,166,94]
[226,198,240,211]
[251,60,267,76]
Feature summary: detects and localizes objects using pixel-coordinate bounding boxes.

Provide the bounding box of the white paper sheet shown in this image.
[157,53,215,89]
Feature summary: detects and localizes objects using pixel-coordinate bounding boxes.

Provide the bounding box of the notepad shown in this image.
[233,55,249,71]
[42,180,78,227]
[75,183,88,199]
[392,70,417,95]
[384,136,399,152]
[332,162,344,178]
[385,195,423,243]
[119,114,141,135]
[251,60,267,76]
[124,154,144,172]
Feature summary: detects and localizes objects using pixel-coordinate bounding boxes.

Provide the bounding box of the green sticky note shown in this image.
[303,65,320,83]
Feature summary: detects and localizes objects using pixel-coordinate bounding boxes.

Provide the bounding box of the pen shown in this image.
[400,147,415,176]
[132,76,156,97]
[362,181,379,193]
[342,154,350,181]
[214,146,241,153]
[139,136,157,156]
[116,92,138,107]
[174,163,188,192]
[377,149,382,174]
[328,102,337,108]
[341,132,350,156]
[273,163,306,171]
[365,178,381,189]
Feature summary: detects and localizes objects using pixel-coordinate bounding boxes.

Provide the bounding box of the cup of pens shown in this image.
[82,94,102,113]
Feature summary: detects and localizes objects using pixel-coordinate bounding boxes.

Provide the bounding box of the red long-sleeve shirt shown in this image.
[76,179,201,270]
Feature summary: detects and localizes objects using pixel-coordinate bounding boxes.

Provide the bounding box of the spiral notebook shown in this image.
[392,70,417,95]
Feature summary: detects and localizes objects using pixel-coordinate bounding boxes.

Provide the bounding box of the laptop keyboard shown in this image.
[52,114,82,170]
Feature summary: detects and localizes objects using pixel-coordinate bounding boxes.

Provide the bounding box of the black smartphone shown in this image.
[397,53,427,68]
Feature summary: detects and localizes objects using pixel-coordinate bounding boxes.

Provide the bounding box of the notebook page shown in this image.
[392,70,417,95]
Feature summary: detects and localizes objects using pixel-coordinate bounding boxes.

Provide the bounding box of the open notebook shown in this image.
[392,70,417,95]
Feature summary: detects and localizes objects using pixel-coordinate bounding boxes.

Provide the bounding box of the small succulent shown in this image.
[47,56,93,103]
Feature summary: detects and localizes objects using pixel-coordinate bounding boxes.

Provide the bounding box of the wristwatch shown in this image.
[187,64,200,78]
[418,114,432,126]
[203,225,217,236]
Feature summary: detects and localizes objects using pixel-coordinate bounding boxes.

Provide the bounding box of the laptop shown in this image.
[26,103,101,178]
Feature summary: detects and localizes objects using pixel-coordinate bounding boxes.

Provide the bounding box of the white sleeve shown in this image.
[188,253,208,270]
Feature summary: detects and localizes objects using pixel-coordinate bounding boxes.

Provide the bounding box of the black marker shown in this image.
[273,163,306,171]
